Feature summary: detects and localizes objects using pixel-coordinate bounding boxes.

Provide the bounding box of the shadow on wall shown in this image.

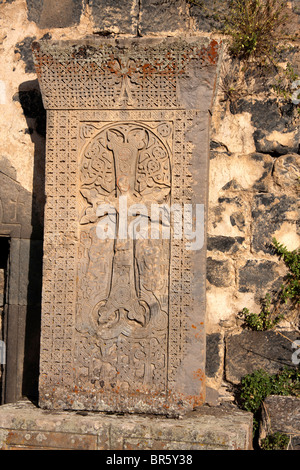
[19,79,46,403]
[0,79,45,404]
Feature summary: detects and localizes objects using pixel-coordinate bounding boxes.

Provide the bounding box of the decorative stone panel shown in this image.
[32,37,221,415]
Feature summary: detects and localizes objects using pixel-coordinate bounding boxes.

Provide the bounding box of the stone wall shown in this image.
[0,0,299,404]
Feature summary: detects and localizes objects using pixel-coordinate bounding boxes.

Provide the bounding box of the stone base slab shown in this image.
[259,395,300,450]
[0,400,252,450]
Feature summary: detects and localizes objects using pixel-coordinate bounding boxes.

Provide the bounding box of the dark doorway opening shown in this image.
[0,237,10,404]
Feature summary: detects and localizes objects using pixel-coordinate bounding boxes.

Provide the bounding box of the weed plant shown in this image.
[224,0,288,64]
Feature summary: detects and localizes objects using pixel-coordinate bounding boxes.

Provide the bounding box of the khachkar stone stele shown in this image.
[33,37,221,415]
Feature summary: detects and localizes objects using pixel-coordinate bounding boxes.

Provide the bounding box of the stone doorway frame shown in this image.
[0,170,43,404]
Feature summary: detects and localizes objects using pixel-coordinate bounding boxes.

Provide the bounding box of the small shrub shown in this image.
[219,59,245,109]
[240,368,300,409]
[260,432,290,450]
[271,63,300,116]
[224,0,288,64]
[270,367,300,397]
[239,367,300,433]
[241,239,299,331]
[272,238,300,306]
[240,369,274,414]
[271,63,299,100]
[242,293,284,331]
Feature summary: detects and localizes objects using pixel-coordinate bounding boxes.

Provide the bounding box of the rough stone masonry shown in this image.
[32,36,221,415]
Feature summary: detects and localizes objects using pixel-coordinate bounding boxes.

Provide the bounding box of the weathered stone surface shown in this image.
[273,153,300,190]
[139,0,189,34]
[254,128,300,155]
[225,330,300,384]
[0,400,253,450]
[8,239,42,306]
[251,194,299,254]
[14,36,37,74]
[209,153,273,204]
[90,0,139,35]
[293,0,300,15]
[247,153,274,192]
[211,111,256,155]
[238,259,280,295]
[207,257,234,288]
[206,333,222,378]
[206,287,237,332]
[230,98,300,155]
[207,235,245,253]
[188,0,229,32]
[232,99,281,131]
[0,169,42,240]
[32,37,221,415]
[3,429,98,450]
[259,395,300,450]
[223,155,273,193]
[208,195,248,240]
[26,0,83,28]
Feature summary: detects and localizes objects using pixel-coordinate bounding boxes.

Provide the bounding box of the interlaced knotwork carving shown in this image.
[32,38,219,110]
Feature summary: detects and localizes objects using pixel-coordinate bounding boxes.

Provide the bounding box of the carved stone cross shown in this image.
[33,37,221,415]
